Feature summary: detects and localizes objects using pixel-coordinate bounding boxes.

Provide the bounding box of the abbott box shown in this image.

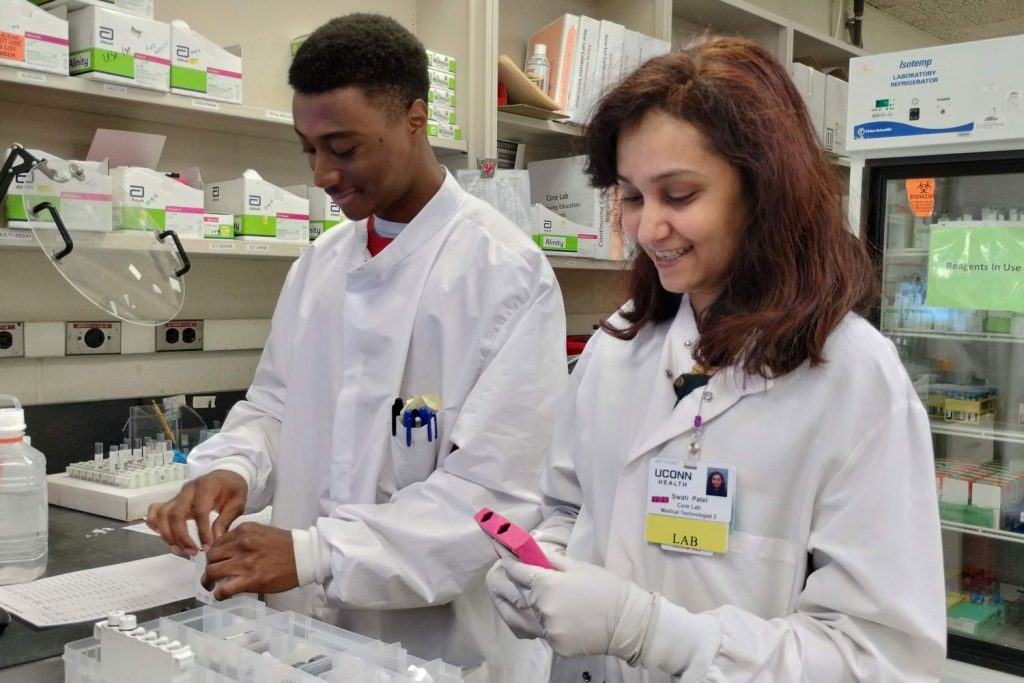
[170,21,242,104]
[111,167,204,237]
[790,62,825,145]
[528,154,619,259]
[29,0,154,18]
[206,170,310,242]
[202,212,233,239]
[531,203,622,259]
[0,0,69,76]
[68,5,169,92]
[284,185,346,240]
[3,148,112,232]
[426,122,461,141]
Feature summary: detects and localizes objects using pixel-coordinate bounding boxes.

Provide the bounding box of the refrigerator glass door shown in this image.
[874,159,1024,675]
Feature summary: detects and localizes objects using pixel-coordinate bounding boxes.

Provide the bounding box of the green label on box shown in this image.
[238,214,276,237]
[6,194,60,221]
[927,226,1024,312]
[71,48,134,78]
[534,234,578,252]
[171,65,207,93]
[117,206,165,230]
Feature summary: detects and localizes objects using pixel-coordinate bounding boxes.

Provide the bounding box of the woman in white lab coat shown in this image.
[487,37,947,682]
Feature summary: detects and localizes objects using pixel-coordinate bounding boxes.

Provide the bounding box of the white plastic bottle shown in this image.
[0,395,48,584]
[525,43,551,96]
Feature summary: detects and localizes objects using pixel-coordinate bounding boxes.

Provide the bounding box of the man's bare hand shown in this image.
[201,523,299,600]
[146,470,248,555]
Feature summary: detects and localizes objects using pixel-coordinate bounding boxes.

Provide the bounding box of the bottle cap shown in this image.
[0,395,26,435]
[532,43,548,57]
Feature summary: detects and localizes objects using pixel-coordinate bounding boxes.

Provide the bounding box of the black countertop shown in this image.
[0,506,197,670]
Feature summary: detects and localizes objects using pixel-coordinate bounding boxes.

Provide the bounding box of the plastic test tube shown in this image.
[94,442,104,461]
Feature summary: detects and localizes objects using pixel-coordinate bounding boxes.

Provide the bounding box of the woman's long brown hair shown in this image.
[584,36,877,378]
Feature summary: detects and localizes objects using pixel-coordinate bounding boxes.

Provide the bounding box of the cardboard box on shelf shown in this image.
[29,0,153,19]
[205,170,310,242]
[527,154,623,259]
[824,75,848,155]
[3,147,112,232]
[284,185,347,241]
[0,0,69,76]
[790,62,826,145]
[111,166,204,238]
[202,213,233,239]
[426,122,461,141]
[67,5,169,92]
[170,21,242,104]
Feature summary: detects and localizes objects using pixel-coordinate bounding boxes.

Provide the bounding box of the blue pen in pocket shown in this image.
[418,406,438,442]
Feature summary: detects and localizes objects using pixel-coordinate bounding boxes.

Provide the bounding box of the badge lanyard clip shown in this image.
[686,392,707,468]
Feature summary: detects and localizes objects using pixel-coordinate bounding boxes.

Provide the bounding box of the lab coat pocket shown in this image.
[389,423,441,491]
[719,531,805,617]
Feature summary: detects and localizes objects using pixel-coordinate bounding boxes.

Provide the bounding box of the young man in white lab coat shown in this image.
[147,13,566,681]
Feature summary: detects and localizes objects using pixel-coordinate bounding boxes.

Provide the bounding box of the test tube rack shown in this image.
[48,443,189,521]
[64,597,462,683]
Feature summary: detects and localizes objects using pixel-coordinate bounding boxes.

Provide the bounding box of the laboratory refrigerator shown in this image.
[848,35,1024,677]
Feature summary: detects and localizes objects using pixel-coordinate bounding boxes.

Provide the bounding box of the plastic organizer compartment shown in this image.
[64,596,463,683]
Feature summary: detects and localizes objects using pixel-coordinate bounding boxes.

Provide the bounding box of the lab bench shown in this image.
[0,506,196,679]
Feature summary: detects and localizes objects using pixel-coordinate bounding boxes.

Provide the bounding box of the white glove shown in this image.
[486,554,657,664]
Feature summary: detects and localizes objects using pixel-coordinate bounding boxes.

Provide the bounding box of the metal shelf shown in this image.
[885,328,1024,345]
[0,67,467,154]
[496,111,583,148]
[885,248,929,259]
[0,228,308,259]
[931,420,1024,445]
[827,153,851,168]
[547,255,630,271]
[1,228,629,270]
[791,24,868,68]
[941,521,1024,546]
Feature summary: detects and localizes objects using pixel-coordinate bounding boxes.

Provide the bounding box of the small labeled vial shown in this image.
[525,43,551,96]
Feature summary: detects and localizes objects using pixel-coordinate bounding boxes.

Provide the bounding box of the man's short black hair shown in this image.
[289,13,429,115]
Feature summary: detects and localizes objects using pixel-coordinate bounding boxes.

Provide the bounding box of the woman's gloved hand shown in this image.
[486,554,657,664]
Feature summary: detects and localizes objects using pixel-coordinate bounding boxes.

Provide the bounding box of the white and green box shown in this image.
[4,147,112,232]
[205,170,310,242]
[68,5,169,92]
[426,122,461,141]
[528,154,620,259]
[202,213,233,239]
[29,0,153,18]
[425,48,455,73]
[170,21,242,104]
[111,167,204,237]
[0,0,69,76]
[427,103,456,125]
[284,185,347,241]
[427,87,455,108]
[427,66,455,90]
[531,202,621,259]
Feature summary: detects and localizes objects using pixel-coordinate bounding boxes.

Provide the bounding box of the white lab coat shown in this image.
[538,297,946,683]
[188,171,566,682]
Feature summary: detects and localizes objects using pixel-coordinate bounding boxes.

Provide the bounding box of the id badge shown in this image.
[645,458,736,555]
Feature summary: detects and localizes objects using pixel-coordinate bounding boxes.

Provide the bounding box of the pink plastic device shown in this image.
[474,507,554,569]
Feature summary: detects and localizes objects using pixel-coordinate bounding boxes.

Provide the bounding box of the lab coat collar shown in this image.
[628,296,772,464]
[347,168,465,280]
